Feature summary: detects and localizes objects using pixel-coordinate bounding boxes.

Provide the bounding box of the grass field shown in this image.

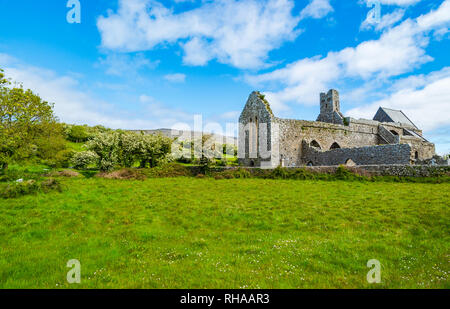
[0,177,449,288]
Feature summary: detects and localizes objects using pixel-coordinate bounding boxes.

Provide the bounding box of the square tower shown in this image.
[317,89,345,125]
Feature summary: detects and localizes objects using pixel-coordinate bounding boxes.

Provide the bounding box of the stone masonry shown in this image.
[238,89,437,168]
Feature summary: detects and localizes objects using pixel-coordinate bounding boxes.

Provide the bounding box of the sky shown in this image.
[0,0,449,154]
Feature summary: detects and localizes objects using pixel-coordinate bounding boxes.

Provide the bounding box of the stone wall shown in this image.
[288,165,449,177]
[401,136,436,161]
[302,141,412,166]
[276,119,381,167]
[187,165,449,177]
[238,91,276,167]
[238,90,436,168]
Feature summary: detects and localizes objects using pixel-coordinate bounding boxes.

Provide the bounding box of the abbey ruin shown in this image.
[238,90,437,168]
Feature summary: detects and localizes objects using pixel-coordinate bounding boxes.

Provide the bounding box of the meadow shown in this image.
[1,176,449,289]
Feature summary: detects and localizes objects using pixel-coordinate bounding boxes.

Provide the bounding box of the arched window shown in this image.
[307,161,313,166]
[330,142,341,150]
[255,116,259,151]
[415,151,419,160]
[310,140,321,149]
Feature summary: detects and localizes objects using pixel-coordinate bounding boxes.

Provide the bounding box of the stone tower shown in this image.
[316,89,345,125]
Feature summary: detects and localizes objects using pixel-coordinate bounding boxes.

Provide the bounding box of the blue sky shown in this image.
[0,0,449,154]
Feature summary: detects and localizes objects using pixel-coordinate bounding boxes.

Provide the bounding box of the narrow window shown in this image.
[330,142,341,150]
[310,140,321,149]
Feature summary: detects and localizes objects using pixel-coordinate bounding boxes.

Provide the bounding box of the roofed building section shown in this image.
[373,107,418,129]
[239,89,437,168]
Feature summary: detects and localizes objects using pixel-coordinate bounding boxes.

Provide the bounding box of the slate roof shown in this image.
[373,107,418,129]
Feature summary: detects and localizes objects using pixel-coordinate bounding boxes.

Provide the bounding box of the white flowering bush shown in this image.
[71,151,99,169]
[86,132,119,171]
[84,131,172,170]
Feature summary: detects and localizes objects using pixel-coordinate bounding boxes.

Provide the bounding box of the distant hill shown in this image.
[128,128,237,145]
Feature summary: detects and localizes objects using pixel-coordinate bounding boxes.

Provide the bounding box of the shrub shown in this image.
[71,151,99,170]
[0,180,40,198]
[96,168,146,180]
[99,158,115,172]
[268,166,290,179]
[216,168,251,179]
[144,163,192,178]
[40,178,63,193]
[0,178,62,198]
[47,170,81,178]
[53,149,75,168]
[335,165,365,181]
[215,159,227,167]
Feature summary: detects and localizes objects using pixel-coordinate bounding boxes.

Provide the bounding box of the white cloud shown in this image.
[361,8,405,31]
[361,0,422,6]
[299,0,333,20]
[1,54,193,130]
[97,0,300,69]
[246,1,450,114]
[416,0,450,30]
[347,67,450,132]
[378,0,421,6]
[164,73,186,83]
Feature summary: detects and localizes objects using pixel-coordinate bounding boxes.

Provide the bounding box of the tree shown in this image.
[136,133,172,168]
[86,131,172,170]
[67,125,90,143]
[86,131,120,171]
[0,69,62,169]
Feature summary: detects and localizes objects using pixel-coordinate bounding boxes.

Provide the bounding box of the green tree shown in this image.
[136,133,172,168]
[86,131,120,171]
[0,69,62,169]
[67,125,90,143]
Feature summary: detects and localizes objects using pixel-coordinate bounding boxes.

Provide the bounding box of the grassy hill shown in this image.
[1,177,448,288]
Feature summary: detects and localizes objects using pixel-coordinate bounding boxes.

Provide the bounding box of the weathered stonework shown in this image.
[302,142,412,166]
[239,89,438,168]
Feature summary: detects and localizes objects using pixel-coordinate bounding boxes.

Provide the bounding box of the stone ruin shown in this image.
[238,90,442,168]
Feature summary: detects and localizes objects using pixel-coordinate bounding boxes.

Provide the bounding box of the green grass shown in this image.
[0,177,449,289]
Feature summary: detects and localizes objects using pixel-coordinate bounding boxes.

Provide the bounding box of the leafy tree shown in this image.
[117,131,143,168]
[86,132,120,171]
[71,151,99,170]
[136,133,172,168]
[67,125,90,143]
[0,69,62,169]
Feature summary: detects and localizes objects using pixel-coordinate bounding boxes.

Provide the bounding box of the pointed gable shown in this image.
[373,107,418,129]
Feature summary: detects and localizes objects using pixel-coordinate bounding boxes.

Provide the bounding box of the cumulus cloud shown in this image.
[379,0,421,5]
[361,0,422,6]
[246,0,450,113]
[299,0,334,20]
[347,67,450,132]
[416,0,450,30]
[97,0,300,69]
[1,54,193,130]
[361,8,405,31]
